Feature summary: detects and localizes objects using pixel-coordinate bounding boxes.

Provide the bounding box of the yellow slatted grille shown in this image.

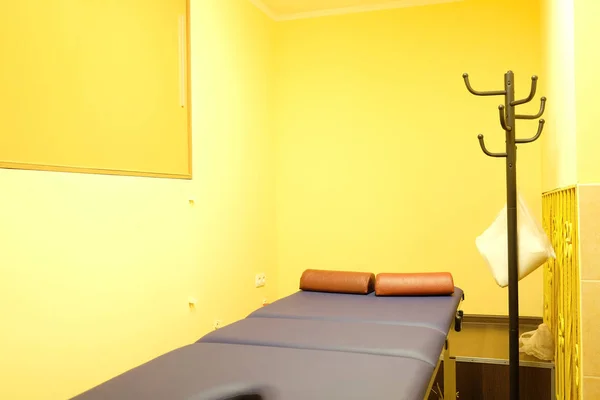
[542,186,580,399]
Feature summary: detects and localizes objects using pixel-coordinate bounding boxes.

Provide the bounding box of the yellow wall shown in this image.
[2,0,572,397]
[274,0,544,316]
[0,1,276,399]
[540,0,577,193]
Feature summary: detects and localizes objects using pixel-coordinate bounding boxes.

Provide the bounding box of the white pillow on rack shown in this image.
[475,190,556,287]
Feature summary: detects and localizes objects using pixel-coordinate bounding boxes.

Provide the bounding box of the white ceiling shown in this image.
[250,0,461,20]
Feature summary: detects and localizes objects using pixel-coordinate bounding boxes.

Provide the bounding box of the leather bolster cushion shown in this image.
[299,269,375,294]
[375,272,455,296]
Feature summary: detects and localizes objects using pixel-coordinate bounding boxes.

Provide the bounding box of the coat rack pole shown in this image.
[462,70,546,400]
[504,71,520,400]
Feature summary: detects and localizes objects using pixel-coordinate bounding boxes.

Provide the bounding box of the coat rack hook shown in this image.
[516,96,546,120]
[511,75,538,106]
[478,134,507,157]
[516,119,545,144]
[498,105,512,131]
[462,73,506,96]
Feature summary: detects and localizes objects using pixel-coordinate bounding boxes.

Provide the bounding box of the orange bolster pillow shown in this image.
[375,272,455,296]
[300,269,375,294]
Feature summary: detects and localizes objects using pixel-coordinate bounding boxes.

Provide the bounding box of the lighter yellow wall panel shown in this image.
[574,0,600,185]
[540,0,577,193]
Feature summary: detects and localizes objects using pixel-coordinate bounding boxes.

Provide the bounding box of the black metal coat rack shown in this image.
[462,70,546,400]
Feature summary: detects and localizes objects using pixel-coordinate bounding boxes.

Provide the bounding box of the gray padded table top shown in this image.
[72,342,435,400]
[197,317,445,367]
[248,288,463,334]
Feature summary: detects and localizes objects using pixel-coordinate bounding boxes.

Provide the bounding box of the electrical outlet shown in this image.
[213,320,222,330]
[255,273,266,288]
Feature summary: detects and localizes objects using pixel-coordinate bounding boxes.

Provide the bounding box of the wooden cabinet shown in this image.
[429,361,552,400]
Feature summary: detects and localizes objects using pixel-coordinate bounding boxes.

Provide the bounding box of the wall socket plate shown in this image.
[255,273,266,288]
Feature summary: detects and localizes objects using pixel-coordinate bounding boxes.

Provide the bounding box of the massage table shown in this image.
[72,270,464,400]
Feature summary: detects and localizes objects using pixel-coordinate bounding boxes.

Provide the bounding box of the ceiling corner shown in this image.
[248,0,464,22]
[248,0,279,21]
